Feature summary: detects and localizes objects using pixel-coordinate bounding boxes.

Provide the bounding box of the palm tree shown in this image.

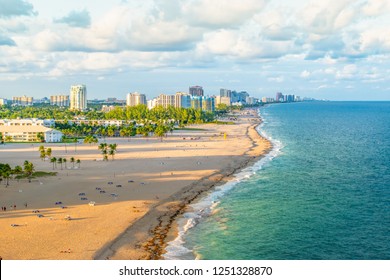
[24,161,35,182]
[13,165,23,182]
[46,148,52,159]
[37,132,45,142]
[40,149,46,161]
[70,157,75,168]
[76,159,81,168]
[5,135,12,142]
[38,145,45,153]
[63,158,67,169]
[109,143,117,160]
[51,157,57,170]
[57,157,63,170]
[13,165,23,175]
[3,171,10,187]
[98,143,108,161]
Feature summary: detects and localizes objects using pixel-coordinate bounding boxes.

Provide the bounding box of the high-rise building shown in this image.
[220,89,232,98]
[12,95,33,106]
[175,92,191,108]
[0,98,7,106]
[50,95,69,107]
[156,94,175,108]
[126,92,146,107]
[70,85,87,111]
[189,86,204,97]
[190,96,215,111]
[191,96,202,110]
[276,92,284,102]
[202,96,215,112]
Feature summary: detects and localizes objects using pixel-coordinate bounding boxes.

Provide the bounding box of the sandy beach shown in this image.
[0,109,271,260]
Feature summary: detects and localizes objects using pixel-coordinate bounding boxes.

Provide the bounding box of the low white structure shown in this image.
[0,119,62,142]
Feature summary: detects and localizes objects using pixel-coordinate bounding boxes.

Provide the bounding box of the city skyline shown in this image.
[1,0,390,101]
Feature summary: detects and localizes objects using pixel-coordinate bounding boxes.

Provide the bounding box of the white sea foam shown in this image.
[163,108,282,260]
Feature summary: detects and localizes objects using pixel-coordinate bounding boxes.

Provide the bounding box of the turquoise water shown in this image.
[164,101,390,260]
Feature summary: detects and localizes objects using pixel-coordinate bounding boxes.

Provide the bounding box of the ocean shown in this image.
[164,101,390,260]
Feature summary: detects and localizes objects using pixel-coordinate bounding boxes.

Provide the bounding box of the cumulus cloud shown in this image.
[0,34,16,46]
[183,0,267,28]
[1,0,390,101]
[0,0,35,18]
[55,9,91,28]
[361,0,390,16]
[336,64,358,79]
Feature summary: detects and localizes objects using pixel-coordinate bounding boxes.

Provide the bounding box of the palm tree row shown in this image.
[50,156,80,170]
[38,145,52,161]
[98,143,117,161]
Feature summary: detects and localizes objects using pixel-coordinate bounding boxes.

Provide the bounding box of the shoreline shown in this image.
[95,110,273,260]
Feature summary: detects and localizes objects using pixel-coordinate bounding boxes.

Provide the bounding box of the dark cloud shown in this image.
[0,34,16,46]
[0,0,35,18]
[55,9,91,28]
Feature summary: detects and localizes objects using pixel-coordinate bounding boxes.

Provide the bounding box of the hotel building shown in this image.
[50,95,70,107]
[12,95,33,106]
[70,85,87,111]
[156,94,175,108]
[126,92,147,107]
[0,119,62,142]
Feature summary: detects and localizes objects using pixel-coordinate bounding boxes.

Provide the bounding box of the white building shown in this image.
[0,119,62,142]
[0,98,7,106]
[147,98,158,110]
[126,92,147,106]
[70,85,87,111]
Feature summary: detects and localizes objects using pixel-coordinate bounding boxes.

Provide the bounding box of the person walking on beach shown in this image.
[24,203,27,208]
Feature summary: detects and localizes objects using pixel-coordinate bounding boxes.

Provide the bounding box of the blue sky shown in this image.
[0,0,389,101]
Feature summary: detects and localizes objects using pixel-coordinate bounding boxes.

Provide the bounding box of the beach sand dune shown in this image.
[0,110,271,260]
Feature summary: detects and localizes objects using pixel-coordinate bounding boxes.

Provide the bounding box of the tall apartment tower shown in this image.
[126,92,146,106]
[189,86,204,97]
[157,94,175,108]
[175,92,191,108]
[220,88,232,98]
[70,85,87,111]
[276,92,284,102]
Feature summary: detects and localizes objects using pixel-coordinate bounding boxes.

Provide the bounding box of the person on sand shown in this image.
[24,203,27,208]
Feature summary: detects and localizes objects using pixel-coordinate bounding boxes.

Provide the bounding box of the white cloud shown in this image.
[361,0,390,16]
[268,76,285,83]
[336,64,358,79]
[183,0,266,28]
[300,70,310,78]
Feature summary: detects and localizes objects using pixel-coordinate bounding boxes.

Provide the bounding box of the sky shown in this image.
[0,0,390,101]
